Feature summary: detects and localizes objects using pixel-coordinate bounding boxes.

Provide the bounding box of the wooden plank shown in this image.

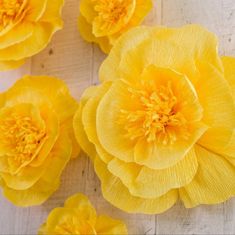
[160,0,235,56]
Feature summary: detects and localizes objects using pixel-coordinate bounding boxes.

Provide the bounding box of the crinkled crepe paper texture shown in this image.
[0,0,64,71]
[0,75,79,206]
[78,0,153,53]
[74,24,235,214]
[38,193,128,235]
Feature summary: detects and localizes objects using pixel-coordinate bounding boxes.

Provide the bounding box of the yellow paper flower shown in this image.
[38,193,128,235]
[78,0,153,53]
[0,75,79,206]
[0,0,64,71]
[74,25,235,214]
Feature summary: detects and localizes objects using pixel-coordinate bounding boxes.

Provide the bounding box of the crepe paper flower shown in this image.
[74,24,235,214]
[0,75,80,207]
[38,193,128,235]
[78,0,153,53]
[0,0,64,71]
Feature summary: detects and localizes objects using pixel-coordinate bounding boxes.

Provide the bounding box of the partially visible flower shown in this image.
[78,0,153,53]
[0,0,64,71]
[0,75,79,206]
[38,193,128,235]
[74,25,235,214]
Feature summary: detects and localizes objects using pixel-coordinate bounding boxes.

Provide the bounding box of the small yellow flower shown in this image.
[38,193,128,235]
[0,75,79,206]
[78,0,153,53]
[74,25,235,214]
[0,0,64,71]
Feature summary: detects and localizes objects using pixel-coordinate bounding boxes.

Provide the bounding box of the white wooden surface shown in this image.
[0,0,235,234]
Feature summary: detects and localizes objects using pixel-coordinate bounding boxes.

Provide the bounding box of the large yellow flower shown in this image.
[38,193,128,235]
[0,75,79,206]
[0,0,64,71]
[78,0,153,53]
[74,25,235,214]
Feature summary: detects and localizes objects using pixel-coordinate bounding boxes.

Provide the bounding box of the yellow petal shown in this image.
[180,145,235,208]
[29,106,59,167]
[196,61,235,128]
[45,208,79,233]
[108,0,153,44]
[38,128,72,184]
[197,62,235,157]
[39,0,64,25]
[95,215,128,235]
[0,163,46,190]
[94,156,178,214]
[99,26,151,82]
[0,59,25,71]
[0,22,61,61]
[95,36,112,54]
[0,22,34,49]
[108,147,198,198]
[62,120,80,159]
[81,82,115,163]
[134,123,206,169]
[129,0,153,25]
[96,81,135,163]
[2,177,60,207]
[64,193,97,222]
[82,82,112,145]
[80,0,97,23]
[14,75,78,123]
[73,87,97,160]
[78,14,96,42]
[0,93,5,109]
[45,208,96,234]
[4,86,51,108]
[100,25,223,83]
[96,145,113,163]
[25,0,48,21]
[78,14,112,54]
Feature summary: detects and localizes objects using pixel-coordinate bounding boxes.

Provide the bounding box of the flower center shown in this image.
[92,0,135,36]
[0,0,24,30]
[0,112,46,169]
[119,81,190,145]
[94,0,130,23]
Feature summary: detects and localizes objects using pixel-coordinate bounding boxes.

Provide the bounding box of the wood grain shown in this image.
[0,0,235,234]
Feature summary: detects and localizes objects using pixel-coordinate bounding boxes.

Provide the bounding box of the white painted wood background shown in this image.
[0,0,235,234]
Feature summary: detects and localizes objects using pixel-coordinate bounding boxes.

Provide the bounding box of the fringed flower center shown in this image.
[92,0,135,34]
[0,0,24,30]
[120,81,190,145]
[0,113,46,168]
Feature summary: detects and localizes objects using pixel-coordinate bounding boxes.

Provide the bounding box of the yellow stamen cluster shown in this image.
[0,113,46,170]
[93,0,132,29]
[0,0,24,30]
[120,81,189,145]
